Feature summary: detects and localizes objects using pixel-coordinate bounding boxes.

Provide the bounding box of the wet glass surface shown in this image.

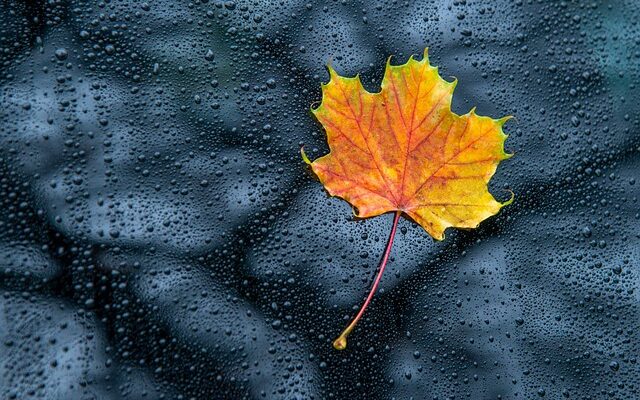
[1,1,639,399]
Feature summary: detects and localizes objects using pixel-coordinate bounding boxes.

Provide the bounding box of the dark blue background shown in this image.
[1,1,638,399]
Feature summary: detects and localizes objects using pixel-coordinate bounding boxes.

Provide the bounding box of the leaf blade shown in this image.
[307,49,512,239]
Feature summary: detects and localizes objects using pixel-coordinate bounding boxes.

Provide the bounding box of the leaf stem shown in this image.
[333,210,402,350]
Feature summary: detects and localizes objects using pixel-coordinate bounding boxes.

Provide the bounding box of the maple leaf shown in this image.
[302,49,513,350]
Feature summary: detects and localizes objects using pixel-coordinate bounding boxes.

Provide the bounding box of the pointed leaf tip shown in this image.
[300,146,311,164]
[502,190,515,207]
[498,115,514,126]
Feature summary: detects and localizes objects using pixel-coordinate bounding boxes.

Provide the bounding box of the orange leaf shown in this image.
[303,49,513,350]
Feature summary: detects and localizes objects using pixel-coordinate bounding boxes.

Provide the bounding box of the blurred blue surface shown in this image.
[0,1,638,398]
